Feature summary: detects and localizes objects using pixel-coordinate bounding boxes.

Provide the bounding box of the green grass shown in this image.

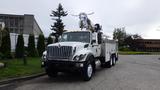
[0,57,44,80]
[119,51,160,55]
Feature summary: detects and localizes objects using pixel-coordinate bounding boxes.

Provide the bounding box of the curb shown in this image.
[0,72,46,85]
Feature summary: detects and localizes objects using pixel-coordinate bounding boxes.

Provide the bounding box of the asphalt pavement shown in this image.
[1,55,160,90]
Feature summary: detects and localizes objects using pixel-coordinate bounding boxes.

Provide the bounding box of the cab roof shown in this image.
[65,30,91,33]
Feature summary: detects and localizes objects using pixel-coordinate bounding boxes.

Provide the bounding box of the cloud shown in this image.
[0,0,160,39]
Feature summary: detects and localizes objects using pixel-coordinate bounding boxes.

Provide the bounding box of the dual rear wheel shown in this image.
[101,54,117,68]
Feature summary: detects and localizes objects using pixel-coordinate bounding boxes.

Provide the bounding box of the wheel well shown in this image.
[86,53,94,62]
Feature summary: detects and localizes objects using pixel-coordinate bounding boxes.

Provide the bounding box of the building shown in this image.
[134,39,160,52]
[0,14,43,52]
[0,21,5,30]
[0,14,43,35]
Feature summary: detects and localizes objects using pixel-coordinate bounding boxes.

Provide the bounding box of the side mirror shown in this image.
[58,36,61,41]
[91,40,96,44]
[84,44,89,48]
[98,32,102,44]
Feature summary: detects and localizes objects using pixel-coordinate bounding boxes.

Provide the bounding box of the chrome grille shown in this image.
[47,46,72,59]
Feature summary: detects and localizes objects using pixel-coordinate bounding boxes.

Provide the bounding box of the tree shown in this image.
[50,3,68,42]
[27,34,38,57]
[37,34,45,56]
[124,34,142,51]
[15,34,24,58]
[47,36,53,45]
[113,27,127,48]
[124,35,134,51]
[113,27,143,51]
[0,28,11,58]
[132,34,142,39]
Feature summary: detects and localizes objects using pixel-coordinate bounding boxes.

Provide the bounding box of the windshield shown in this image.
[60,32,90,43]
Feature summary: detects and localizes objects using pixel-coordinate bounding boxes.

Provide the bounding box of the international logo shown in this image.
[58,44,61,48]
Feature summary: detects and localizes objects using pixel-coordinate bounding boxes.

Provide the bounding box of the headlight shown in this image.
[42,51,47,61]
[42,54,46,61]
[79,54,86,60]
[73,54,86,61]
[73,55,79,61]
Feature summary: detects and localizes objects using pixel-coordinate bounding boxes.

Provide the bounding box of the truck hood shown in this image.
[48,42,88,48]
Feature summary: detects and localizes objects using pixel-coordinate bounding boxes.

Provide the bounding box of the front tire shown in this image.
[45,68,58,78]
[82,57,94,81]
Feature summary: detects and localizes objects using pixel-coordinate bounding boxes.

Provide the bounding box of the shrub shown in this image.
[0,52,4,60]
[27,34,38,57]
[0,29,11,58]
[15,34,24,58]
[37,34,45,56]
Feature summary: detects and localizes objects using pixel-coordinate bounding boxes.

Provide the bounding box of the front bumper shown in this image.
[42,60,85,72]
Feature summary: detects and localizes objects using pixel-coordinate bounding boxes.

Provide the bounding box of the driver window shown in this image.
[92,33,97,43]
[62,34,68,41]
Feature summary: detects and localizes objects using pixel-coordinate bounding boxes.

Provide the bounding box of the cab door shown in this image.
[91,32,101,57]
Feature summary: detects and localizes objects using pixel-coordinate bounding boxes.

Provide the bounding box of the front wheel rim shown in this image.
[87,64,93,78]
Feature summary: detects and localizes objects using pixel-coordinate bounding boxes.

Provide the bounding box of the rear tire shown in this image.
[115,53,119,61]
[112,55,116,66]
[106,56,113,68]
[100,57,106,68]
[100,56,112,68]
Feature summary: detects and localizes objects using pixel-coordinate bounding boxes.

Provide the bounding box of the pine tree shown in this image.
[27,34,38,57]
[0,28,11,58]
[50,3,68,42]
[47,36,53,45]
[37,34,45,56]
[15,34,24,58]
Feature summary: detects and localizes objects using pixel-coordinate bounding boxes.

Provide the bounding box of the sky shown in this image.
[0,0,160,39]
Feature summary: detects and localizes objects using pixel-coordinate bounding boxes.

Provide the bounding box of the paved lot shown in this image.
[1,55,160,90]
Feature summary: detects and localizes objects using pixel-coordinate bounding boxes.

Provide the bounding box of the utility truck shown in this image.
[41,13,118,81]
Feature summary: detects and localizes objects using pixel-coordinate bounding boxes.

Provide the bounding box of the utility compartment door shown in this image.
[101,39,117,62]
[105,42,110,62]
